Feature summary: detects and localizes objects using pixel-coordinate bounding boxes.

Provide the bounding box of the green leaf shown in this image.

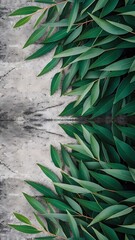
[92,227,108,240]
[74,82,94,107]
[50,145,62,168]
[62,62,78,93]
[38,164,60,183]
[51,72,62,95]
[114,137,135,167]
[114,76,135,103]
[107,207,133,220]
[91,96,114,118]
[71,177,105,192]
[14,213,31,225]
[129,167,135,181]
[65,196,83,214]
[65,26,82,45]
[54,46,89,58]
[117,126,135,140]
[76,199,104,213]
[100,0,119,17]
[46,198,75,213]
[81,225,96,240]
[89,205,129,226]
[120,11,135,16]
[117,100,135,115]
[74,134,95,159]
[81,0,95,14]
[90,49,122,69]
[9,225,41,234]
[101,169,133,182]
[38,45,62,76]
[14,16,31,28]
[24,26,47,48]
[100,223,119,240]
[23,193,46,214]
[92,0,108,13]
[103,57,134,71]
[79,59,90,79]
[54,183,90,194]
[89,14,132,35]
[79,161,90,181]
[72,48,105,63]
[67,0,79,32]
[67,211,80,239]
[90,171,123,190]
[90,134,100,159]
[10,6,41,16]
[34,213,46,229]
[26,43,56,60]
[44,28,68,43]
[26,181,57,198]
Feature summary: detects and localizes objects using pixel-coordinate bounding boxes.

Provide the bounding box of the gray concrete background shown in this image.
[0,1,75,239]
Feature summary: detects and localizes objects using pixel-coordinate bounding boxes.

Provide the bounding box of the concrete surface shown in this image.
[0,1,75,239]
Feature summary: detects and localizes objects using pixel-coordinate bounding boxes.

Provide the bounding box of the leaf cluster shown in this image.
[10,0,135,119]
[10,123,135,240]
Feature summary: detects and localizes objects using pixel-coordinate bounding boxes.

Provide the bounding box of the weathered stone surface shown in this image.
[0,1,75,239]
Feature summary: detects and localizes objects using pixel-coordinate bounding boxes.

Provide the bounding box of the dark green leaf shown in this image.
[9,225,41,234]
[10,6,41,16]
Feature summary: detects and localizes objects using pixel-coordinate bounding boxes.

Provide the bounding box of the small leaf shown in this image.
[92,0,108,13]
[51,72,62,95]
[14,213,31,225]
[72,48,105,63]
[89,205,129,226]
[79,59,90,79]
[103,57,134,71]
[26,181,57,198]
[54,183,90,194]
[89,14,132,35]
[54,46,89,58]
[24,26,47,48]
[23,193,46,214]
[65,26,82,45]
[26,43,56,60]
[100,223,119,240]
[65,196,83,214]
[9,225,41,234]
[107,207,133,219]
[67,0,79,32]
[46,198,75,213]
[67,211,80,239]
[102,169,133,182]
[71,176,105,192]
[38,164,60,182]
[10,6,41,16]
[50,145,62,168]
[114,137,135,167]
[14,16,31,28]
[92,227,108,240]
[114,75,135,103]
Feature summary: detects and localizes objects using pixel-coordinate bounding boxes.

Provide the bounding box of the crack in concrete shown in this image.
[0,68,15,82]
[0,161,15,173]
[46,131,64,137]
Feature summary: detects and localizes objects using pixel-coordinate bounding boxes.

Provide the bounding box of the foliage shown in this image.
[10,123,135,239]
[10,0,135,118]
[9,1,135,239]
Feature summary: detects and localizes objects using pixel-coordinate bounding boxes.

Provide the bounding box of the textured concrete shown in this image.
[0,1,75,239]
